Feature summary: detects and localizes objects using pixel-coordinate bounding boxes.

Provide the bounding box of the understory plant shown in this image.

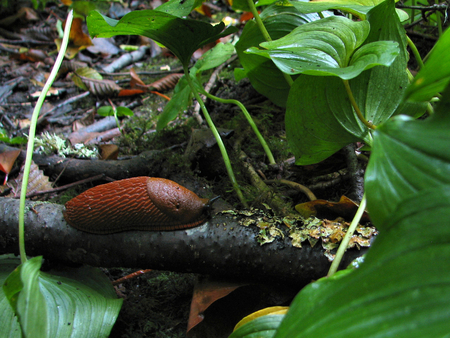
[1,0,449,335]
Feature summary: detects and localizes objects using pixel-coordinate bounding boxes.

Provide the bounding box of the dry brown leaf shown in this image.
[99,144,119,160]
[147,73,183,92]
[295,195,370,223]
[7,161,53,199]
[187,278,244,332]
[0,150,21,185]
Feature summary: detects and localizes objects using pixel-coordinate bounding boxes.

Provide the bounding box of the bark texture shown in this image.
[0,198,367,286]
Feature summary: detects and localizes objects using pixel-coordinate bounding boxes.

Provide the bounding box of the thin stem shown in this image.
[435,0,442,36]
[184,68,248,207]
[406,35,424,70]
[343,80,376,130]
[327,193,367,277]
[246,0,294,87]
[203,91,276,165]
[18,10,74,263]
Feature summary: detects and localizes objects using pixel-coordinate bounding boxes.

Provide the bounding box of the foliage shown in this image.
[2,0,449,335]
[0,11,122,338]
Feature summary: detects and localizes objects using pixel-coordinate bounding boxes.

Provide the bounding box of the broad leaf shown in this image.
[289,0,382,19]
[230,315,285,338]
[155,0,204,17]
[247,16,399,80]
[404,26,450,101]
[286,0,408,164]
[273,84,450,338]
[1,256,122,338]
[274,187,450,337]
[365,104,450,226]
[286,76,361,165]
[235,4,320,107]
[87,10,237,67]
[157,76,192,131]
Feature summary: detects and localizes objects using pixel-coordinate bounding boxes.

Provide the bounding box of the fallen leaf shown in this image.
[295,195,370,223]
[0,150,21,185]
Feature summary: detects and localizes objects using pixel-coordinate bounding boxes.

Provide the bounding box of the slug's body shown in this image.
[64,177,214,234]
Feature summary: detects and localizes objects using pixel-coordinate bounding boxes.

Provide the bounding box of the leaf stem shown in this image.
[246,0,294,87]
[327,193,367,277]
[343,80,376,130]
[202,91,276,164]
[18,10,74,263]
[183,67,248,207]
[406,35,424,70]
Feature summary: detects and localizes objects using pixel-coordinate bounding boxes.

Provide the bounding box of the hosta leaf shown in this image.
[274,187,450,337]
[247,16,399,80]
[1,256,122,338]
[286,0,407,165]
[365,103,450,226]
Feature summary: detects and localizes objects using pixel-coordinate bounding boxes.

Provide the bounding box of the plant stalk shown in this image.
[183,68,248,207]
[343,80,376,130]
[406,35,424,70]
[246,0,294,87]
[18,10,74,263]
[327,193,367,277]
[202,91,275,165]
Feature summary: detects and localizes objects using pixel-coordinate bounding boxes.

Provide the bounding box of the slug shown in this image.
[64,177,218,234]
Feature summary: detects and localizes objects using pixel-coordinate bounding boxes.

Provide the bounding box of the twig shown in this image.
[23,174,111,198]
[265,179,317,201]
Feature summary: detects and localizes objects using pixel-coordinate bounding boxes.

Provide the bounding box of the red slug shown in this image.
[64,177,217,234]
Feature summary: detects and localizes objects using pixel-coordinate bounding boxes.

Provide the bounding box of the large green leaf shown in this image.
[286,0,408,164]
[272,83,450,337]
[404,26,450,101]
[235,4,319,107]
[286,76,362,165]
[289,0,382,19]
[229,315,285,338]
[247,16,399,80]
[365,110,450,226]
[155,0,204,17]
[87,10,237,67]
[3,256,48,338]
[1,256,122,338]
[273,187,450,337]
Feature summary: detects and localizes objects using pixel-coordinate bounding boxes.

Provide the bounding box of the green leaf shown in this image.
[229,315,285,338]
[157,76,192,131]
[3,257,48,338]
[235,4,319,107]
[286,76,361,165]
[365,108,450,226]
[97,106,134,117]
[247,16,399,80]
[404,26,450,101]
[1,257,122,338]
[289,0,381,19]
[0,255,22,338]
[274,187,450,337]
[191,42,235,74]
[155,0,204,17]
[87,10,237,67]
[285,0,409,165]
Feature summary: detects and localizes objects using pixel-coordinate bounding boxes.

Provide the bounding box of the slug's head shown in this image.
[146,178,219,225]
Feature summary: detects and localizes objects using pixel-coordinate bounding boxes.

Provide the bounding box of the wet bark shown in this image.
[0,198,367,287]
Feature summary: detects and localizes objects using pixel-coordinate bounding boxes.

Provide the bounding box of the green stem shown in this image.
[327,193,367,277]
[406,35,424,70]
[343,80,376,130]
[202,91,275,165]
[184,68,248,207]
[435,0,442,36]
[246,0,294,87]
[18,10,74,263]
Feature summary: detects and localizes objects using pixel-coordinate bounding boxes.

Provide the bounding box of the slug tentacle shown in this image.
[63,177,215,234]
